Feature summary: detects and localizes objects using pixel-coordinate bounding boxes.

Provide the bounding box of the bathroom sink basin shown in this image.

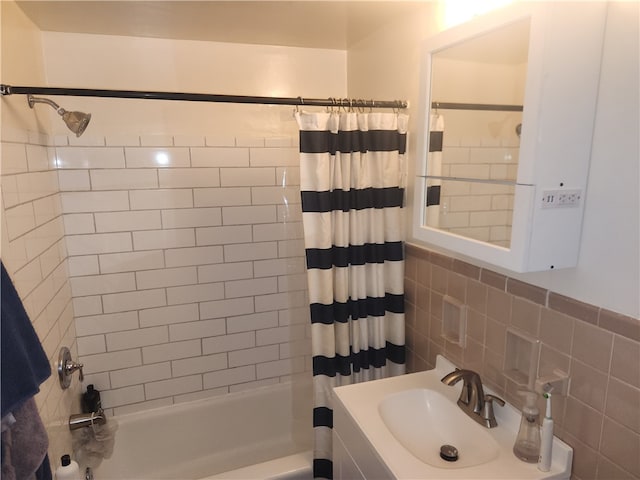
[378,388,500,469]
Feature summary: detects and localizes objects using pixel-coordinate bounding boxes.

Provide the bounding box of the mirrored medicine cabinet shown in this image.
[412,3,608,272]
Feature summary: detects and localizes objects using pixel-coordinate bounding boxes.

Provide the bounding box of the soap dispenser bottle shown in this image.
[513,390,541,463]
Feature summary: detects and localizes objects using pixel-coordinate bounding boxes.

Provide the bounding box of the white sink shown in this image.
[332,355,573,479]
[379,388,499,469]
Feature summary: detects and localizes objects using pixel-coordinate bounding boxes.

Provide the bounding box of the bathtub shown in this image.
[92,381,313,479]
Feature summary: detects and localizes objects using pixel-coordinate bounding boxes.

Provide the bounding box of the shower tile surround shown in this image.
[404,244,640,480]
[1,129,79,465]
[55,133,311,415]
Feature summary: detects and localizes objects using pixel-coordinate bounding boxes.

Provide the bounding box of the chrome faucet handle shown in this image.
[58,346,84,389]
[482,394,505,428]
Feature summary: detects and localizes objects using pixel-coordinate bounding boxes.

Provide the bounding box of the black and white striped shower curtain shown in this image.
[296,111,407,479]
[426,113,444,227]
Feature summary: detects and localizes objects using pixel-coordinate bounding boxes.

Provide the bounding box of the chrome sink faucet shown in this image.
[441,369,504,428]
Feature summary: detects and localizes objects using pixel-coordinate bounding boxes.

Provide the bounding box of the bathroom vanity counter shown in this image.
[332,355,573,480]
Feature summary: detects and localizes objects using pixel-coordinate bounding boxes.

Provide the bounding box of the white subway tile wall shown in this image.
[1,130,79,465]
[58,135,311,413]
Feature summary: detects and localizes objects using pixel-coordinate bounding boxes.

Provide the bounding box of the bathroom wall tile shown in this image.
[17,171,59,203]
[90,169,158,190]
[572,321,613,372]
[257,358,304,379]
[510,297,540,337]
[596,457,638,480]
[2,175,21,208]
[563,396,604,450]
[203,332,256,355]
[68,255,100,277]
[538,344,571,378]
[193,187,252,207]
[278,273,308,292]
[599,418,640,477]
[446,272,466,302]
[95,210,162,233]
[255,291,306,313]
[224,242,278,262]
[276,166,300,186]
[191,147,249,167]
[222,205,277,225]
[278,307,309,326]
[77,334,106,355]
[564,434,599,480]
[466,280,487,314]
[198,262,253,283]
[230,378,279,393]
[203,365,256,389]
[226,311,279,334]
[484,316,506,355]
[257,325,306,346]
[166,282,224,305]
[161,208,222,229]
[195,225,252,246]
[171,353,227,377]
[63,214,95,235]
[106,326,169,351]
[610,336,640,388]
[277,203,302,223]
[570,358,609,412]
[169,318,226,342]
[81,349,142,374]
[101,385,146,409]
[2,142,29,174]
[135,266,197,289]
[139,135,173,147]
[278,239,305,258]
[70,272,136,297]
[133,228,195,250]
[253,258,293,278]
[110,363,172,389]
[479,269,507,290]
[251,186,301,206]
[506,278,547,306]
[72,296,103,317]
[129,189,193,210]
[33,195,62,226]
[430,264,448,295]
[142,340,201,364]
[220,167,275,186]
[158,168,220,188]
[75,311,139,336]
[145,375,203,400]
[112,398,173,417]
[125,147,190,168]
[164,245,223,267]
[173,135,205,147]
[225,277,278,298]
[66,232,132,255]
[58,170,90,191]
[55,147,125,169]
[249,147,298,167]
[236,137,264,148]
[486,287,512,324]
[605,377,640,434]
[102,288,166,314]
[139,303,199,328]
[4,203,36,240]
[200,297,255,320]
[540,308,574,353]
[99,250,165,273]
[548,292,600,326]
[229,345,280,367]
[466,309,486,344]
[68,135,106,148]
[264,137,294,148]
[61,191,129,213]
[204,136,236,147]
[599,309,640,343]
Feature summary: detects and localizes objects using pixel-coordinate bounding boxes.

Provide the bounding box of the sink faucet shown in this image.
[441,369,504,428]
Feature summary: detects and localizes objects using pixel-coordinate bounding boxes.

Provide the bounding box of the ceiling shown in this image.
[16,1,431,50]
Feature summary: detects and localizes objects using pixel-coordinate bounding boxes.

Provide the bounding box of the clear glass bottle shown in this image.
[513,391,540,463]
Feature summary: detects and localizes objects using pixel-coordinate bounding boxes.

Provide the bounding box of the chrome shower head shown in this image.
[27,94,91,137]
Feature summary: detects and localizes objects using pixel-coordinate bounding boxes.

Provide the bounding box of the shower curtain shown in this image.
[426,113,444,227]
[296,111,408,479]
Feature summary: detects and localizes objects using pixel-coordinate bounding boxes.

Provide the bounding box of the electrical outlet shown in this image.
[541,189,582,209]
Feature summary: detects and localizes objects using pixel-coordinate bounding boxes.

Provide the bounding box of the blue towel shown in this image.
[1,261,51,418]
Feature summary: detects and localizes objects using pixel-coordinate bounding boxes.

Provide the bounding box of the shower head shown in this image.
[515,123,522,138]
[27,94,91,137]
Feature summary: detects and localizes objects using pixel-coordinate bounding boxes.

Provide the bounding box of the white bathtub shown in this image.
[93,382,313,479]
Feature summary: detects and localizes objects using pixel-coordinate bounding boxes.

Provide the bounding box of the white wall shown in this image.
[349,1,639,319]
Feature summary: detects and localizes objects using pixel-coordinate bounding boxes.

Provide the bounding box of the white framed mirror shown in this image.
[413,2,608,272]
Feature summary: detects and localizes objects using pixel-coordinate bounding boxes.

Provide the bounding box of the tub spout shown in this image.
[69,408,106,431]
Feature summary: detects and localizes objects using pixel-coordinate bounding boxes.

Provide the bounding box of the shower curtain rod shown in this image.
[0,84,407,109]
[432,101,523,112]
